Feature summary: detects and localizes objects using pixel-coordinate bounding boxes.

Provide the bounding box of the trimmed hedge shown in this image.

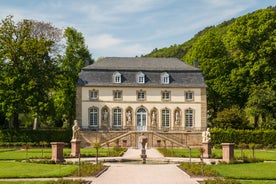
[0,129,72,144]
[211,128,276,146]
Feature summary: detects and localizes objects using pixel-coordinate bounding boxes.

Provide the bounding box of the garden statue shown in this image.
[126,110,132,125]
[72,120,80,140]
[140,134,148,164]
[202,128,211,143]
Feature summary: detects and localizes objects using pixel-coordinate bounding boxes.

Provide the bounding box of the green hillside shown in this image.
[145,6,276,129]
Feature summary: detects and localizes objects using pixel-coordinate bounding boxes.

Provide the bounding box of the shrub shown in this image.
[204,178,241,184]
[178,162,217,177]
[211,128,276,146]
[50,179,87,184]
[71,162,105,177]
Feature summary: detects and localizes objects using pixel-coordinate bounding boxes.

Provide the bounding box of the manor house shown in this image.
[76,57,207,147]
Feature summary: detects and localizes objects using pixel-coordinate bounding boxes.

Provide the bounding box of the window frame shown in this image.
[89,89,99,100]
[161,72,170,84]
[113,107,122,127]
[113,90,122,101]
[185,91,194,101]
[161,108,170,128]
[136,72,145,84]
[113,71,121,84]
[185,109,194,128]
[89,107,99,127]
[162,90,171,101]
[137,90,146,101]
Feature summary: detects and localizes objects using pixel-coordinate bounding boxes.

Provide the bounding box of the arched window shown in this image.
[136,72,145,84]
[89,108,98,127]
[162,108,170,128]
[185,109,194,128]
[113,107,122,126]
[113,71,121,83]
[161,72,170,84]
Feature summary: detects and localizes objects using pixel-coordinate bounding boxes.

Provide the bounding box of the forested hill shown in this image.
[145,6,276,129]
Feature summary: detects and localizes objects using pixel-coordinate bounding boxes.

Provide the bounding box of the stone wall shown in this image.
[79,131,202,148]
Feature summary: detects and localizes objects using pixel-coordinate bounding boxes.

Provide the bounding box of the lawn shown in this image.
[157,148,276,161]
[210,162,276,180]
[0,147,125,160]
[0,161,77,178]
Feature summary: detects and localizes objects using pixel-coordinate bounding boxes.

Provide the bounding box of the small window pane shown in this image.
[186,92,193,100]
[90,91,98,100]
[162,91,170,100]
[138,92,145,100]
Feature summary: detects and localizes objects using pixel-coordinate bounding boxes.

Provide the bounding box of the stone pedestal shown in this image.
[70,139,81,157]
[51,142,64,162]
[141,148,147,164]
[202,142,212,158]
[222,143,235,163]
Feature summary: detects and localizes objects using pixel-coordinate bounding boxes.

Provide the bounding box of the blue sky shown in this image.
[0,0,275,59]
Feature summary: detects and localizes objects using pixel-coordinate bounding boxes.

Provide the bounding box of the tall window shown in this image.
[113,108,122,126]
[185,91,193,101]
[137,91,146,101]
[113,72,121,83]
[161,72,170,84]
[137,72,145,84]
[90,90,98,100]
[185,109,193,128]
[162,109,170,128]
[162,91,170,101]
[113,90,122,100]
[89,108,98,127]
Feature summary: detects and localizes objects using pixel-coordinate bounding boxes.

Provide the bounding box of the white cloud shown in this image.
[89,34,123,49]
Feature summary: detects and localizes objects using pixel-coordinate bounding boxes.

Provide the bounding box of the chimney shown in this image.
[194,60,198,68]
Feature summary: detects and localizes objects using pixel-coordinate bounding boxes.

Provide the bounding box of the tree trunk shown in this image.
[254,116,259,128]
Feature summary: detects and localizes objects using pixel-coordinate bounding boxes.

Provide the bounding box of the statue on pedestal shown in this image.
[126,110,132,125]
[202,128,211,143]
[72,120,80,140]
[140,134,148,164]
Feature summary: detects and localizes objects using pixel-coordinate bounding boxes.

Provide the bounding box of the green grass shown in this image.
[0,161,78,178]
[0,147,126,160]
[157,148,276,161]
[210,162,276,180]
[0,181,51,184]
[157,148,201,157]
[240,180,276,184]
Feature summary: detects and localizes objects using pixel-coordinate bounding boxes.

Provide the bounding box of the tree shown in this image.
[0,16,62,128]
[213,106,250,129]
[53,27,93,126]
[245,84,276,128]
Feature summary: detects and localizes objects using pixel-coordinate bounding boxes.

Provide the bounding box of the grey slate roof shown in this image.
[77,57,207,88]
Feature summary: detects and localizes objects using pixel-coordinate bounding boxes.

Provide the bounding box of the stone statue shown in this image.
[72,120,80,140]
[202,128,211,143]
[126,111,132,123]
[140,135,148,149]
[103,110,108,121]
[140,134,148,163]
[175,111,180,124]
[151,111,156,123]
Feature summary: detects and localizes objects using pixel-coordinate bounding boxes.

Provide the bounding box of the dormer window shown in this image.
[113,71,121,83]
[137,72,145,84]
[161,72,170,84]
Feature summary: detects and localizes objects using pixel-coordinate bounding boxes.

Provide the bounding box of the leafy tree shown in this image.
[53,27,93,126]
[0,16,62,128]
[245,84,276,128]
[213,106,250,129]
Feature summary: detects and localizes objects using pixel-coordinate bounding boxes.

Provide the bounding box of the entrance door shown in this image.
[136,108,147,131]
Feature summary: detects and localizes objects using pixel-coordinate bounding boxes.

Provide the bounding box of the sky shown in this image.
[0,0,275,60]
